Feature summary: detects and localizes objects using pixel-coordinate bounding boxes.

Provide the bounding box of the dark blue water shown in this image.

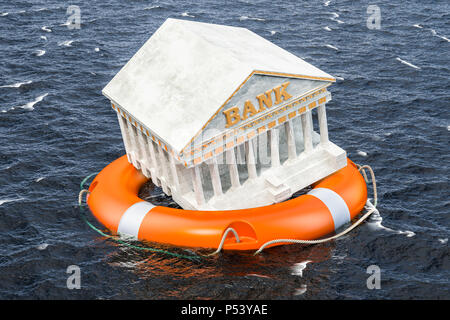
[0,0,448,299]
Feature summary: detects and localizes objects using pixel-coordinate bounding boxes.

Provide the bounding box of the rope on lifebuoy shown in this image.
[203,227,240,257]
[252,164,378,255]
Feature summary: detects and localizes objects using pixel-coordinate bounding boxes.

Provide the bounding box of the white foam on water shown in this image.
[0,198,23,206]
[270,30,277,35]
[19,93,48,111]
[413,24,423,29]
[335,75,344,80]
[144,5,161,10]
[41,26,52,32]
[181,12,195,18]
[94,47,100,52]
[35,49,46,56]
[36,243,49,250]
[436,34,450,42]
[40,35,47,41]
[0,80,32,88]
[291,260,312,277]
[367,210,416,238]
[324,1,331,6]
[430,29,437,35]
[438,238,448,244]
[396,57,421,70]
[0,12,9,16]
[58,40,74,47]
[357,150,368,157]
[294,284,307,296]
[239,15,265,22]
[325,44,339,51]
[35,177,45,182]
[324,26,332,31]
[447,125,450,131]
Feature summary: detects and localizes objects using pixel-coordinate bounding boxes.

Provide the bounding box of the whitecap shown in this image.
[413,24,423,29]
[438,238,448,244]
[0,80,32,88]
[239,15,265,22]
[324,26,332,31]
[325,44,339,51]
[447,125,450,131]
[335,76,344,80]
[144,5,161,10]
[94,47,100,52]
[436,34,450,42]
[181,12,195,18]
[19,93,48,111]
[367,209,415,238]
[35,177,45,182]
[396,57,421,70]
[58,40,74,47]
[270,30,277,36]
[430,29,437,35]
[0,198,23,206]
[36,243,48,250]
[294,284,307,295]
[40,35,47,41]
[35,49,46,56]
[324,1,331,6]
[0,12,9,16]
[291,260,312,277]
[41,26,52,32]
[357,150,368,157]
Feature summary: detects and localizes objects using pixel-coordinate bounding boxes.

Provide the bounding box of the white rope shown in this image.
[253,164,378,255]
[203,227,240,256]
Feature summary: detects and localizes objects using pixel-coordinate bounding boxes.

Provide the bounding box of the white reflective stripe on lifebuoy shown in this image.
[307,188,350,230]
[117,201,155,238]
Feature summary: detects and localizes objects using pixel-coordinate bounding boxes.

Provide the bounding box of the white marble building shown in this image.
[103,18,347,210]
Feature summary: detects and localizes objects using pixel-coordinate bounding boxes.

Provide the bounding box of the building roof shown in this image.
[102,18,335,154]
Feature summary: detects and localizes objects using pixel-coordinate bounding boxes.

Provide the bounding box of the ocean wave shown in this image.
[324,26,332,31]
[58,40,74,47]
[367,210,416,238]
[239,16,265,22]
[41,26,52,32]
[40,35,47,41]
[181,12,195,18]
[0,12,9,16]
[144,5,162,10]
[396,57,421,70]
[2,93,50,113]
[357,150,368,157]
[270,30,277,36]
[0,80,32,88]
[413,24,423,29]
[325,44,339,51]
[324,1,331,6]
[0,198,24,206]
[35,49,46,56]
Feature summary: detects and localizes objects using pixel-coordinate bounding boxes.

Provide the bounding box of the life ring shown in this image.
[86,155,367,251]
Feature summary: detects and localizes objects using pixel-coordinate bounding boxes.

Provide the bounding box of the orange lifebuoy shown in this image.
[87,155,367,250]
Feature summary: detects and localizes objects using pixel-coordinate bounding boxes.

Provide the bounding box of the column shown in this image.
[269,128,280,167]
[317,104,329,145]
[116,113,133,163]
[128,124,144,169]
[147,138,161,186]
[191,165,205,206]
[169,154,180,191]
[284,120,297,160]
[301,111,313,153]
[245,140,257,179]
[208,157,223,197]
[226,147,241,188]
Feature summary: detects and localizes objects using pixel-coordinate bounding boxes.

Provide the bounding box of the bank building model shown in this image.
[102,18,347,211]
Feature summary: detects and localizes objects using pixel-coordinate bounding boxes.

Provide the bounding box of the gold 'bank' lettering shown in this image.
[256,89,273,112]
[273,81,292,104]
[223,81,293,128]
[242,100,258,120]
[223,106,241,128]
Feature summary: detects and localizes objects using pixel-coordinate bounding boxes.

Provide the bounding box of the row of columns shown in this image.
[116,104,329,207]
[189,105,329,206]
